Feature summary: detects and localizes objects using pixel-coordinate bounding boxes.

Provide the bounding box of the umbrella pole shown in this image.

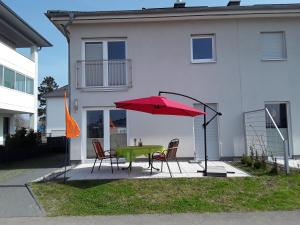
[203,106,208,176]
[158,91,222,176]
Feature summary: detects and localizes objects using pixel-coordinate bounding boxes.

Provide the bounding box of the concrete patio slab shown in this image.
[61,161,249,181]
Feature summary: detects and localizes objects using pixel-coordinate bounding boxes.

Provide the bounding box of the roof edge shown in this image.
[0,1,52,47]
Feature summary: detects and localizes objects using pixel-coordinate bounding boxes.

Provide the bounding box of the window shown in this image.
[16,73,25,92]
[108,41,126,86]
[0,65,3,86]
[26,77,34,94]
[86,109,127,159]
[261,32,287,60]
[85,42,104,86]
[0,64,34,94]
[191,35,216,63]
[4,67,15,89]
[84,40,127,87]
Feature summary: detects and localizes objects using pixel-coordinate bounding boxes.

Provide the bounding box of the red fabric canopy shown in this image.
[115,96,206,117]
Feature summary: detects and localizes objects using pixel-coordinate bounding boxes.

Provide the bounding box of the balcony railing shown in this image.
[76,60,132,90]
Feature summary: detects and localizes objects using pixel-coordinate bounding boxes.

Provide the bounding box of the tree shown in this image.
[38,76,59,122]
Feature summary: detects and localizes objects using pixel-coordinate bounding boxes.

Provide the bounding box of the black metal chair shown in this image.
[151,138,182,178]
[91,139,119,173]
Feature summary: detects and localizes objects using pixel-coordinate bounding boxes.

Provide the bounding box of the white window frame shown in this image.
[81,39,127,88]
[191,34,216,63]
[82,107,129,162]
[261,31,287,61]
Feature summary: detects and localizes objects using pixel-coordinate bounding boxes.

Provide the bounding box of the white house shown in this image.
[45,85,68,137]
[46,1,300,163]
[0,1,51,145]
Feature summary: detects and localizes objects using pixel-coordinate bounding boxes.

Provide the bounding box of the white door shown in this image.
[194,103,219,160]
[85,109,127,159]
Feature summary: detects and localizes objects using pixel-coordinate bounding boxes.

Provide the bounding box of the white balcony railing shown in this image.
[76,60,132,90]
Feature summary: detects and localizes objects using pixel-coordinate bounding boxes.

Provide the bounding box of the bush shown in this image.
[5,128,41,150]
[269,158,279,175]
[253,160,262,169]
[241,154,253,167]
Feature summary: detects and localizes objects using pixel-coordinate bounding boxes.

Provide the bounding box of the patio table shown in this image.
[116,145,164,172]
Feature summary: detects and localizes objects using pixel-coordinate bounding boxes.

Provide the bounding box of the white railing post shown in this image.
[284,140,290,174]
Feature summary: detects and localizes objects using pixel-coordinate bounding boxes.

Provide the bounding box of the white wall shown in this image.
[0,42,37,114]
[238,18,300,157]
[67,17,300,161]
[46,97,67,137]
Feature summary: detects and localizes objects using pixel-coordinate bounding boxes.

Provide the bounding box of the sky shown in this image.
[2,0,300,87]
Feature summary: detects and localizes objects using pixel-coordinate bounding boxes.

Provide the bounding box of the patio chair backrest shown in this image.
[92,139,106,159]
[166,138,179,160]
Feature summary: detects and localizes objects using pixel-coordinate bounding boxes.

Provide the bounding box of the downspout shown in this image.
[60,13,75,165]
[61,13,75,109]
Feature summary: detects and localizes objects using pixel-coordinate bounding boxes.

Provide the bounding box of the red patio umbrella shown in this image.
[115,96,205,117]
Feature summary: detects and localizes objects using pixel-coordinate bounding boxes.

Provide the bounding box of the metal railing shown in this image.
[244,108,290,173]
[76,59,132,89]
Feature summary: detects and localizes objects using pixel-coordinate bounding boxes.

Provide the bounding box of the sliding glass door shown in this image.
[86,109,127,159]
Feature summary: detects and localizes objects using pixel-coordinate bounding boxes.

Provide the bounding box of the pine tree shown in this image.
[38,76,59,122]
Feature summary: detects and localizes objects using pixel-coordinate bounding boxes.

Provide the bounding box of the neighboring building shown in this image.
[45,85,68,137]
[0,1,51,145]
[46,1,300,163]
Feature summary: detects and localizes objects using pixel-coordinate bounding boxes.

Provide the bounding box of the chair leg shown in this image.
[110,157,114,174]
[165,159,172,178]
[91,158,97,173]
[98,159,103,171]
[176,158,182,173]
[161,161,163,172]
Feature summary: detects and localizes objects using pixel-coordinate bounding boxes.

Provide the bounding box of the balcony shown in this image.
[76,60,132,91]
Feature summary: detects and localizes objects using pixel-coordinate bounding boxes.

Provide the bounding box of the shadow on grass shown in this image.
[47,179,118,189]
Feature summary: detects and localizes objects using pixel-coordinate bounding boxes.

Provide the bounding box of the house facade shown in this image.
[45,85,68,137]
[47,2,300,163]
[0,2,51,145]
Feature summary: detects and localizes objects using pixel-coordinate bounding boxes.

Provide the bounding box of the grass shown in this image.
[230,161,300,177]
[32,175,300,216]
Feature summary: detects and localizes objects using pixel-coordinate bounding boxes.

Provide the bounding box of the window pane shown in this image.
[26,77,34,94]
[4,67,15,89]
[108,41,126,60]
[87,110,104,158]
[16,73,25,92]
[85,42,103,86]
[261,32,286,59]
[265,104,288,129]
[0,65,3,86]
[85,42,103,60]
[110,110,127,150]
[192,37,213,60]
[108,41,126,86]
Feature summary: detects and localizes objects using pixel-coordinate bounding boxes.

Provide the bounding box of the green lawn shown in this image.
[32,176,300,216]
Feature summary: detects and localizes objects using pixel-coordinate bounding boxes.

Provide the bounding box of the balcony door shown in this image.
[86,108,127,159]
[84,40,126,87]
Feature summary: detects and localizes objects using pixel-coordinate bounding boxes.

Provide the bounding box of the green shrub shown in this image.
[253,160,262,169]
[241,154,248,164]
[269,158,279,175]
[5,127,41,151]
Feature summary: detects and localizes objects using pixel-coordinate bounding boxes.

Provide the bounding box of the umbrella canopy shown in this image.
[115,96,205,117]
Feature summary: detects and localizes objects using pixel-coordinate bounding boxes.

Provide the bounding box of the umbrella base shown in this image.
[197,166,228,177]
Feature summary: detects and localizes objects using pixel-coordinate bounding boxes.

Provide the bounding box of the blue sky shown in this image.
[2,0,299,86]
